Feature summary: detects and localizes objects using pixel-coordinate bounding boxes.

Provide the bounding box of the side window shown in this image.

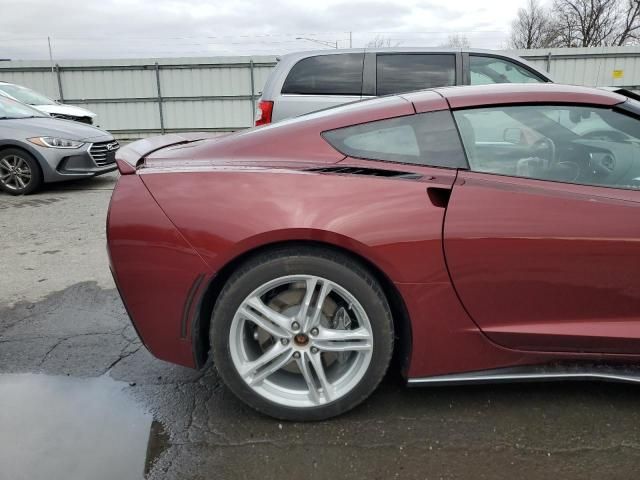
[454,105,640,190]
[470,55,545,85]
[323,110,467,168]
[376,54,456,96]
[281,54,364,95]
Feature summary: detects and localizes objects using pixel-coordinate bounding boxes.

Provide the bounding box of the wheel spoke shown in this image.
[0,158,12,170]
[17,165,31,176]
[308,351,334,402]
[246,296,293,334]
[15,175,25,188]
[240,342,292,385]
[313,327,372,352]
[296,277,318,328]
[15,157,25,169]
[296,353,321,404]
[238,302,289,339]
[0,173,10,181]
[303,280,332,332]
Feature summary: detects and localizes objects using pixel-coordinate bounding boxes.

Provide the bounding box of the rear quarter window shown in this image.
[322,110,467,168]
[281,54,364,95]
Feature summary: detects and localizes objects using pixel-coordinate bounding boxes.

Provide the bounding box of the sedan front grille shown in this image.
[51,113,93,125]
[89,141,120,167]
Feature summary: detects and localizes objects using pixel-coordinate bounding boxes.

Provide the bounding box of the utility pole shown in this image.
[47,36,62,103]
[47,37,56,80]
[349,32,352,48]
[47,36,54,75]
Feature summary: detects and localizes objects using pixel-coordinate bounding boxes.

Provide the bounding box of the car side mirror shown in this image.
[504,127,523,144]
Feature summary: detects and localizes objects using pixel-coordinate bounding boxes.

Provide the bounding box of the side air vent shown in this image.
[307,166,422,180]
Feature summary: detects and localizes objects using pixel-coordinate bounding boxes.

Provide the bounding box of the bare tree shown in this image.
[366,35,401,48]
[442,34,471,48]
[613,0,640,45]
[508,0,640,48]
[553,0,620,46]
[509,0,557,48]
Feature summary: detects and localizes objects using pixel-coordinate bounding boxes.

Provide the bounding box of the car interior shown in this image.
[454,104,640,190]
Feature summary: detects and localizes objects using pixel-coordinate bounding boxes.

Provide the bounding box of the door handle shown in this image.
[427,187,452,208]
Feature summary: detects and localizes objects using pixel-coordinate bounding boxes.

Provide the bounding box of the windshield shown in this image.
[0,95,48,119]
[0,83,57,106]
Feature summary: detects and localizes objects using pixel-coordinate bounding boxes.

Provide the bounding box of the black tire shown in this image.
[0,148,43,195]
[210,245,394,421]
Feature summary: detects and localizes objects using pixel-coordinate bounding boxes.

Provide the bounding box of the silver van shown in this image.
[256,48,553,125]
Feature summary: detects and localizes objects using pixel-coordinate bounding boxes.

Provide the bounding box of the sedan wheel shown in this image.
[211,247,394,421]
[0,149,42,195]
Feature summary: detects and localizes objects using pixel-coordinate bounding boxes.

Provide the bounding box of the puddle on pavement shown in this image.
[0,374,166,480]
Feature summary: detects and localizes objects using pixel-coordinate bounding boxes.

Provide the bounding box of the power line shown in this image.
[0,30,510,60]
[0,30,508,42]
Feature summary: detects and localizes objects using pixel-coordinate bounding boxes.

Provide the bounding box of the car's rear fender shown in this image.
[107,174,211,367]
[140,168,453,284]
[139,167,458,373]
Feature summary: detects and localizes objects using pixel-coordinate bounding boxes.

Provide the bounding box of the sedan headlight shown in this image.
[27,137,85,149]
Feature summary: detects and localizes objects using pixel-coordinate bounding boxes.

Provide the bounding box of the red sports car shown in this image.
[107,84,640,420]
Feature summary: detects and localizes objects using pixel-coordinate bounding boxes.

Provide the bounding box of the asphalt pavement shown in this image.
[1,173,640,480]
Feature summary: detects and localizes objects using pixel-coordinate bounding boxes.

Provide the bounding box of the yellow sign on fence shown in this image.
[613,69,624,79]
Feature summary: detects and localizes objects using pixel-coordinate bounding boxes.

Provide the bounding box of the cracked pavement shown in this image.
[2,173,640,479]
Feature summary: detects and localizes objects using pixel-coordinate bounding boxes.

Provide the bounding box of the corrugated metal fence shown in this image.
[1,47,640,139]
[515,46,640,89]
[0,56,277,139]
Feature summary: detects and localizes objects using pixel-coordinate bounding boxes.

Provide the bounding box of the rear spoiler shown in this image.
[115,132,220,174]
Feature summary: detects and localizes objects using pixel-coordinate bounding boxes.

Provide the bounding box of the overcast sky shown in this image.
[0,0,532,60]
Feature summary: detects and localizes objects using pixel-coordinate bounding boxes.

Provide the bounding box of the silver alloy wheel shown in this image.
[229,275,374,408]
[0,154,32,191]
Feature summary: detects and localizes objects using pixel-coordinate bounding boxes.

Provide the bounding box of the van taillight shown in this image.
[255,100,274,126]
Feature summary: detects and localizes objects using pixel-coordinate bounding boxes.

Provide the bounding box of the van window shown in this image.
[470,55,545,85]
[376,54,456,95]
[281,54,364,95]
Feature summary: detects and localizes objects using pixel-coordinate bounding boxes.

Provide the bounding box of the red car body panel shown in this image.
[111,164,547,376]
[107,83,640,379]
[139,167,455,284]
[404,83,624,110]
[107,175,210,366]
[444,171,640,354]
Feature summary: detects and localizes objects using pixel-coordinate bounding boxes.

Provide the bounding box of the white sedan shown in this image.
[0,81,97,125]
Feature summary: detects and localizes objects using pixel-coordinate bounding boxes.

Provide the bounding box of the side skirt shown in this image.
[408,364,640,387]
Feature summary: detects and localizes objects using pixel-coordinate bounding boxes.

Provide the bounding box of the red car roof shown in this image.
[403,83,627,112]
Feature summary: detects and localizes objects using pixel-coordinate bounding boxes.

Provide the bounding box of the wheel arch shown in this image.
[192,239,413,377]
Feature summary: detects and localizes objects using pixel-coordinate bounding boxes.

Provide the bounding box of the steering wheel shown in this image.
[531,137,557,165]
[589,152,617,177]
